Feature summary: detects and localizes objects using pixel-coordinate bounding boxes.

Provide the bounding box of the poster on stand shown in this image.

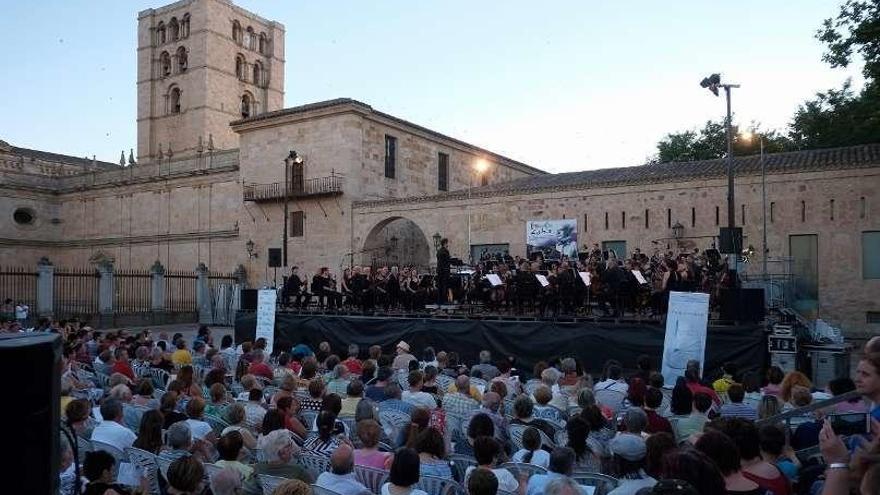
[526,219,578,260]
[255,289,277,354]
[660,291,710,387]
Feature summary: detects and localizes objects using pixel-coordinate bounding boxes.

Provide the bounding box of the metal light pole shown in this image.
[701,74,740,253]
[759,136,766,278]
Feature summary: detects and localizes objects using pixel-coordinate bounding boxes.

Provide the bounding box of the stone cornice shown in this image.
[0,228,239,249]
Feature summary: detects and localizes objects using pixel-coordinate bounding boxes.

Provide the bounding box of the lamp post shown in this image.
[741,131,767,278]
[701,74,741,253]
[468,159,489,264]
[282,150,303,268]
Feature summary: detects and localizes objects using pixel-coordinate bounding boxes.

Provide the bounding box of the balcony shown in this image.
[242,175,344,202]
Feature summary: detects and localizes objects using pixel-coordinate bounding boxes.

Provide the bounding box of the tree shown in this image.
[655,119,794,163]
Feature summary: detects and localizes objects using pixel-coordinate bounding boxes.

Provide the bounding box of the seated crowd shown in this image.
[58,326,880,495]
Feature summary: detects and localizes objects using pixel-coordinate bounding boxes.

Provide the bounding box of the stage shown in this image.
[234,311,768,379]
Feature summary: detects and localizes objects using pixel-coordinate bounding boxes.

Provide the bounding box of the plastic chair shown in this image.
[259,474,287,495]
[594,389,626,416]
[76,436,93,464]
[149,368,170,389]
[126,447,161,495]
[499,462,547,480]
[508,424,526,451]
[204,413,230,436]
[378,409,410,441]
[311,485,345,495]
[571,472,619,495]
[298,453,331,479]
[448,454,477,483]
[91,439,128,463]
[156,456,173,482]
[353,465,390,494]
[415,474,465,495]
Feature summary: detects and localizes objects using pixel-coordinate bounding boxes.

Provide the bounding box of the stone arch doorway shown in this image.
[361,216,430,269]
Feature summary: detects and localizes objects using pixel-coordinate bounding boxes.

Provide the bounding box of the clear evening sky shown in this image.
[0,1,864,173]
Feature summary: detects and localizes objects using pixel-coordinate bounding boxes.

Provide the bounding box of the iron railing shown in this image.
[0,266,38,308]
[114,269,152,313]
[54,267,100,318]
[164,270,197,313]
[242,175,344,201]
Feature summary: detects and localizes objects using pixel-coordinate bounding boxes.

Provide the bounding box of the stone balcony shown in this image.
[242,174,344,202]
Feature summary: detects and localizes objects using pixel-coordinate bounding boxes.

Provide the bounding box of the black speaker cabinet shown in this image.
[267,248,282,268]
[720,288,765,322]
[240,289,259,310]
[719,227,743,254]
[0,333,61,494]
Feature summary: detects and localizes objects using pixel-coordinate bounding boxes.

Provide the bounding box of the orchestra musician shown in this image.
[436,238,451,305]
[282,266,310,308]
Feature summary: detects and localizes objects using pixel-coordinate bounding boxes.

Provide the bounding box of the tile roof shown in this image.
[9,145,120,169]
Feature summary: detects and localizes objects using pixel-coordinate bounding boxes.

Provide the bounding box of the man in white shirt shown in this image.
[315,444,371,495]
[91,398,136,451]
[391,341,417,371]
[401,370,437,410]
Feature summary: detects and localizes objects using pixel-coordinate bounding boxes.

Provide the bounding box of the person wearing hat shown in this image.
[607,433,656,495]
[392,341,416,371]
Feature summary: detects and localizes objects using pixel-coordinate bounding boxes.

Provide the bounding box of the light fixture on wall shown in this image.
[432,232,442,251]
[672,221,684,241]
[245,239,258,259]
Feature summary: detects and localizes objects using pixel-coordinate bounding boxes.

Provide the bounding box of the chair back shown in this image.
[258,474,287,495]
[76,436,93,464]
[311,485,346,495]
[126,447,161,495]
[434,374,453,392]
[123,404,149,431]
[149,368,170,389]
[378,409,410,441]
[301,409,319,429]
[95,373,111,389]
[91,439,128,463]
[594,389,626,415]
[415,474,464,495]
[353,465,390,494]
[508,424,526,451]
[155,455,173,481]
[204,413,231,436]
[469,377,488,392]
[298,453,331,479]
[499,462,547,480]
[338,415,357,438]
[448,454,477,483]
[571,472,619,495]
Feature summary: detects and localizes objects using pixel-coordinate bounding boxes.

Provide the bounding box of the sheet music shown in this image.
[486,274,503,286]
[535,274,550,287]
[631,270,648,285]
[578,271,591,287]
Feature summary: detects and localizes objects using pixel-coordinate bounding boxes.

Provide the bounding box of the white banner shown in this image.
[660,291,710,387]
[255,289,277,355]
[526,219,578,260]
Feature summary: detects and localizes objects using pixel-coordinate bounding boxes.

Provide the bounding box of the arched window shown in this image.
[252,61,262,86]
[169,87,181,114]
[245,27,255,50]
[235,54,246,80]
[181,14,190,38]
[232,21,242,44]
[160,51,172,76]
[240,93,253,118]
[176,46,187,72]
[169,17,179,41]
[258,33,268,54]
[156,22,166,45]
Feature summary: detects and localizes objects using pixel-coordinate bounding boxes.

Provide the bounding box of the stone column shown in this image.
[36,257,54,317]
[150,260,166,312]
[97,260,115,315]
[196,263,212,324]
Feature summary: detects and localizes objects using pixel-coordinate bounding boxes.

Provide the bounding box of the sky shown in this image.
[0,1,864,173]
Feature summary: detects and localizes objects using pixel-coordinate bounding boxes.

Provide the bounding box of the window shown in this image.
[169,87,181,114]
[245,27,255,50]
[240,93,252,118]
[741,204,746,225]
[232,21,242,44]
[861,197,867,219]
[437,152,448,191]
[259,33,268,54]
[252,61,262,86]
[12,208,35,225]
[584,214,588,232]
[291,211,304,237]
[715,206,720,226]
[667,208,672,229]
[176,46,187,72]
[621,211,626,230]
[181,14,190,38]
[830,199,835,221]
[160,51,172,76]
[801,200,806,222]
[384,135,397,178]
[169,17,179,41]
[480,175,488,187]
[691,207,696,228]
[157,22,166,45]
[863,231,880,279]
[770,202,775,223]
[235,54,246,80]
[645,209,649,229]
[605,212,609,230]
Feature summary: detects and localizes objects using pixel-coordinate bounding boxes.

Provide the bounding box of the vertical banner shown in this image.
[526,219,578,260]
[255,289,277,354]
[661,291,710,387]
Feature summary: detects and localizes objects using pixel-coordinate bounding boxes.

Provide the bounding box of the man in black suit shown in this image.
[436,238,451,305]
[282,266,309,307]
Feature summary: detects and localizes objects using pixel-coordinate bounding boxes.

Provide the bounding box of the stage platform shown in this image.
[234,311,768,379]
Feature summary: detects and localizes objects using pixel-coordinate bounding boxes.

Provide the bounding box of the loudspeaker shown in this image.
[0,333,61,494]
[268,248,282,267]
[240,289,258,310]
[719,288,765,322]
[719,227,743,254]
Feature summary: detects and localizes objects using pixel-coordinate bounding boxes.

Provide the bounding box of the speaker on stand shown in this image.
[268,248,282,287]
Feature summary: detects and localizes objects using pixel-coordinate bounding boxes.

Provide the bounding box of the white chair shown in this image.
[499,461,547,480]
[204,413,230,436]
[594,389,626,416]
[149,368,170,389]
[415,474,465,495]
[312,485,345,495]
[448,454,477,483]
[378,409,410,441]
[571,472,619,495]
[298,453,331,480]
[91,439,128,463]
[126,447,161,495]
[259,474,287,495]
[353,465,390,494]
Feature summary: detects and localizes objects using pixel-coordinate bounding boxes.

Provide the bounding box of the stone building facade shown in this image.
[1,0,879,338]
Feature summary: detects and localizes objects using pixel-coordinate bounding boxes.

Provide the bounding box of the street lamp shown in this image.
[245,239,258,259]
[740,130,767,278]
[433,232,442,251]
[468,159,490,263]
[701,73,741,255]
[672,221,684,241]
[282,150,304,268]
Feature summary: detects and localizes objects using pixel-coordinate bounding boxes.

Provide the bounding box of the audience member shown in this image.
[512,426,550,468]
[466,436,519,492]
[354,419,392,469]
[381,447,428,495]
[607,433,656,494]
[91,398,136,451]
[254,429,312,482]
[720,384,758,421]
[695,430,767,495]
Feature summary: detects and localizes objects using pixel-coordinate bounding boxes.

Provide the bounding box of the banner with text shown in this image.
[661,291,710,387]
[255,289,277,354]
[526,219,578,260]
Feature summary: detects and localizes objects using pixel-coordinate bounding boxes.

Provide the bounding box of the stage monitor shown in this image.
[240,289,258,310]
[267,248,282,268]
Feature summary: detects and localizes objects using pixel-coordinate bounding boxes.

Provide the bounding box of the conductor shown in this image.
[436,237,451,305]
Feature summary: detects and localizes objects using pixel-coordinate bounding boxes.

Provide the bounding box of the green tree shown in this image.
[656,119,793,163]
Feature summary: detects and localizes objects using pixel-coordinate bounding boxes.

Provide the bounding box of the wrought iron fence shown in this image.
[165,270,197,313]
[114,269,152,313]
[209,271,239,325]
[0,266,37,307]
[54,267,99,318]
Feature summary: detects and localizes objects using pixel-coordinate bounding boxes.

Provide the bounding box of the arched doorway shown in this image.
[361,217,430,269]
